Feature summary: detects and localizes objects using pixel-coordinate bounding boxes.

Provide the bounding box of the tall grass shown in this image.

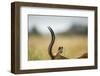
[28,35,87,60]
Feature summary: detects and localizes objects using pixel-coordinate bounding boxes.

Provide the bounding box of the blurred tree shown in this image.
[68,23,88,35]
[29,26,40,36]
[57,23,88,36]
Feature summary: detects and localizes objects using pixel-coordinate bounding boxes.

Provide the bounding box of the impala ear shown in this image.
[58,46,63,50]
[58,46,63,53]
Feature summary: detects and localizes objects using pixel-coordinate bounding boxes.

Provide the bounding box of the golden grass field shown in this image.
[28,35,88,60]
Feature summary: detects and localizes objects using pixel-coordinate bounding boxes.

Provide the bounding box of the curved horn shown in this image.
[48,26,55,59]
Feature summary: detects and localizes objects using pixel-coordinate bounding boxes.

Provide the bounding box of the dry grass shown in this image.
[28,35,88,60]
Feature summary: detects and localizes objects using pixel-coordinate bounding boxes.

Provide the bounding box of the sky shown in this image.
[28,15,88,35]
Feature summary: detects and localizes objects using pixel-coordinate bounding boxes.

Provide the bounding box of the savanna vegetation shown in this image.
[28,25,88,60]
[28,35,87,60]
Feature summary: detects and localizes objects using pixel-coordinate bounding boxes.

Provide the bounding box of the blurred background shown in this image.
[28,15,88,60]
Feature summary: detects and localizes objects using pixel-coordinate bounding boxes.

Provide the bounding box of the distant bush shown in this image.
[58,23,88,36]
[29,26,41,36]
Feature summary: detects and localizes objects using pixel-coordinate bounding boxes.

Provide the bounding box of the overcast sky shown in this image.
[28,15,88,35]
